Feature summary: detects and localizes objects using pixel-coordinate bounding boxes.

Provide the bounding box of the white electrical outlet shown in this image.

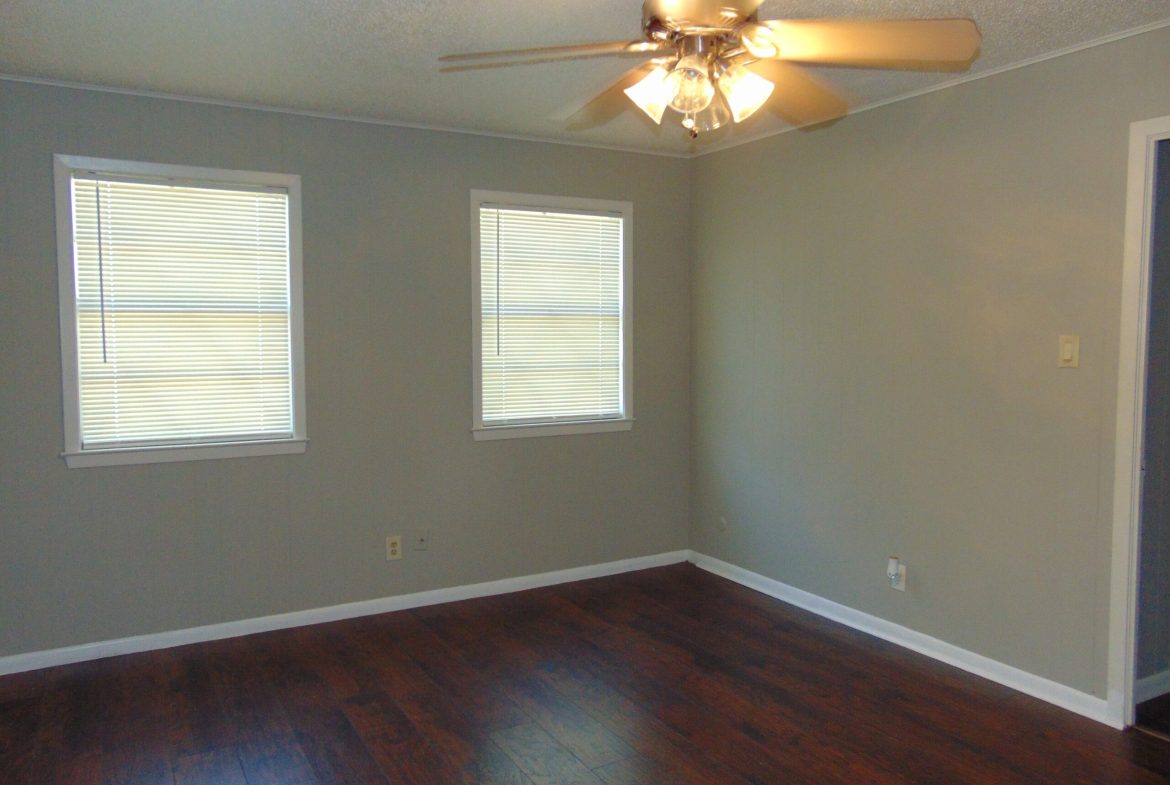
[888,561,906,592]
[386,535,402,561]
[414,531,430,551]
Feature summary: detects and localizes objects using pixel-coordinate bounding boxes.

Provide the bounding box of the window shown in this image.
[54,155,306,467]
[471,190,632,440]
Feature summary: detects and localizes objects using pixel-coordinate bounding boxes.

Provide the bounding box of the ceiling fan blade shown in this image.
[440,40,662,64]
[563,60,666,130]
[745,59,850,127]
[441,50,660,73]
[762,18,981,71]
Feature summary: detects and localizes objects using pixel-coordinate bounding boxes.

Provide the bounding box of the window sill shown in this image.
[62,438,307,468]
[472,419,633,441]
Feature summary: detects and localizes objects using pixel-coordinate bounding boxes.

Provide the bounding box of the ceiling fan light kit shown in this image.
[623,33,777,135]
[441,1,982,139]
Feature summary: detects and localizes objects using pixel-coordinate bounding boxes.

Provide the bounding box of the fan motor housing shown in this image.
[642,0,758,38]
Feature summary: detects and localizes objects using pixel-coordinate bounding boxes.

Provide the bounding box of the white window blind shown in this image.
[479,203,625,427]
[69,174,294,450]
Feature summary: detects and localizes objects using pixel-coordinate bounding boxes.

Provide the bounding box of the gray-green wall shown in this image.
[0,81,691,657]
[691,26,1170,697]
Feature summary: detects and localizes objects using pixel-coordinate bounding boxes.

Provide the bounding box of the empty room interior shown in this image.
[5,1,1170,783]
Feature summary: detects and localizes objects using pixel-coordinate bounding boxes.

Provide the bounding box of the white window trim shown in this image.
[53,154,308,468]
[470,189,633,441]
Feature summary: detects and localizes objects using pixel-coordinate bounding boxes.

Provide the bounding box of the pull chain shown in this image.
[95,181,109,363]
[495,211,501,356]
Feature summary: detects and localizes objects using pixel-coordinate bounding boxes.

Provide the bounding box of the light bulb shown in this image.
[740,23,778,59]
[666,53,714,114]
[623,66,675,124]
[717,64,775,123]
[681,91,731,135]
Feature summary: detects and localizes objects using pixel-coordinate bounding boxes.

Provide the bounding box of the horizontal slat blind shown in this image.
[480,205,623,426]
[71,176,293,449]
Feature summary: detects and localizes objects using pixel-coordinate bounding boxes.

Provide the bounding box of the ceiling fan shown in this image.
[440,0,981,138]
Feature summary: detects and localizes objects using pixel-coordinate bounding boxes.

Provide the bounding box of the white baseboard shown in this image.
[0,547,1127,730]
[688,551,1121,729]
[1135,669,1170,704]
[0,550,690,676]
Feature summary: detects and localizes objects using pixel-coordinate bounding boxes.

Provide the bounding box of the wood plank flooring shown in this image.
[1138,693,1170,739]
[2,563,1170,784]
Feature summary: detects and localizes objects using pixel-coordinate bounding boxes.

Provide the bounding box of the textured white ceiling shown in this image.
[2,0,1169,155]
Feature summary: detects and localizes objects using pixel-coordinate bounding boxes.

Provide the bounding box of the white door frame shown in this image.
[1107,115,1170,727]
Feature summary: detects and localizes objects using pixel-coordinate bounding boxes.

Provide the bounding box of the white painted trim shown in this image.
[1,545,1126,729]
[0,550,689,676]
[62,438,307,468]
[52,155,308,468]
[469,190,633,440]
[473,419,633,441]
[54,155,82,459]
[1107,115,1170,729]
[1,73,689,160]
[1135,669,1170,704]
[688,552,1120,728]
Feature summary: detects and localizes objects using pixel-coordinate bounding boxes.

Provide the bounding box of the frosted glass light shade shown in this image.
[623,66,674,124]
[718,64,775,123]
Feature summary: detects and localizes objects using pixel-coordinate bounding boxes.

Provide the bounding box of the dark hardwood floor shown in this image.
[2,563,1170,784]
[1138,693,1170,739]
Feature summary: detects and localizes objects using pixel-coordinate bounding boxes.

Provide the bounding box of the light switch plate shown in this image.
[1058,335,1080,368]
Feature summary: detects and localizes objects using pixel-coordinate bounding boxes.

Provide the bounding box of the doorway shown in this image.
[1135,137,1170,738]
[1110,115,1170,731]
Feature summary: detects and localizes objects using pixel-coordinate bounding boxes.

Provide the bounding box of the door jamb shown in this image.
[1108,115,1170,727]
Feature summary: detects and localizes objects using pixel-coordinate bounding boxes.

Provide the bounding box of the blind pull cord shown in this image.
[95,182,110,363]
[495,214,501,356]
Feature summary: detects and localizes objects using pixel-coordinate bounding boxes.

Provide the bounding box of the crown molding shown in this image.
[0,73,691,160]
